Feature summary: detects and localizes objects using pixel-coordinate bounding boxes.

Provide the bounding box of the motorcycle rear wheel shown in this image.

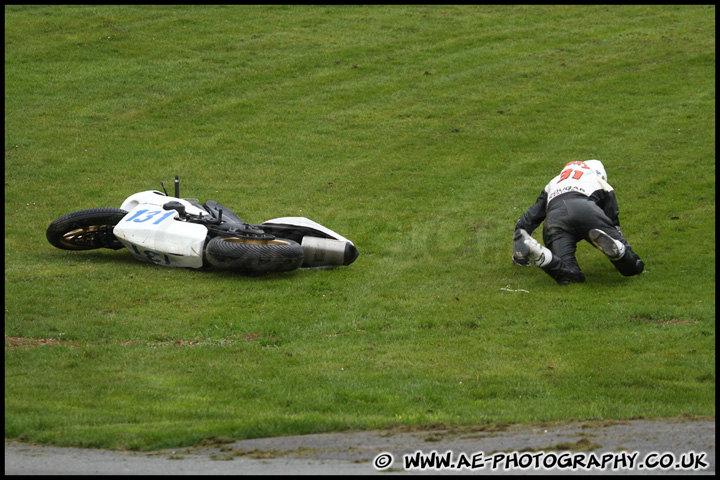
[46,208,128,250]
[205,236,304,275]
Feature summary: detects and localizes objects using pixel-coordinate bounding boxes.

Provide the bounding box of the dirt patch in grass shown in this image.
[4,336,77,350]
[629,315,700,325]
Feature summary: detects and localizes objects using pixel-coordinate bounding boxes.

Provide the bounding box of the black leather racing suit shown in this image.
[515,176,644,284]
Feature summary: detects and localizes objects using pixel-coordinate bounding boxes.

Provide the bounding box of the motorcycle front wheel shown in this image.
[205,236,304,275]
[46,208,128,250]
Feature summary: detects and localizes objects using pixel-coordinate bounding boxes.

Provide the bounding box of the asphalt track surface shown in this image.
[5,417,715,475]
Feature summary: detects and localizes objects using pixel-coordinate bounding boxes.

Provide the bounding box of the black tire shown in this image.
[46,208,128,250]
[205,236,304,275]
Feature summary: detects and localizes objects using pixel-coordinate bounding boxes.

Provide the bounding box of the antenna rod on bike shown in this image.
[160,182,168,196]
[175,175,180,198]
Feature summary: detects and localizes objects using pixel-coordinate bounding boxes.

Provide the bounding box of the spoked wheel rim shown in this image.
[59,225,115,249]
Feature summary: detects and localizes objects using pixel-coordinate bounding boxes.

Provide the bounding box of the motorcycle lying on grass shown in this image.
[46,176,358,275]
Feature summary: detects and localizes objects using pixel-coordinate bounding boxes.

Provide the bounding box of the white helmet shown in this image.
[585,160,607,182]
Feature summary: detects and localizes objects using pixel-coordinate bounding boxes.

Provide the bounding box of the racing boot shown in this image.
[589,229,625,261]
[513,229,553,267]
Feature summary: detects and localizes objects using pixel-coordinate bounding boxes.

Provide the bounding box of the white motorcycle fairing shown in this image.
[114,191,207,268]
[262,217,354,245]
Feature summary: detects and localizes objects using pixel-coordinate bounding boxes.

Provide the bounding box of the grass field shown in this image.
[5,5,715,450]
